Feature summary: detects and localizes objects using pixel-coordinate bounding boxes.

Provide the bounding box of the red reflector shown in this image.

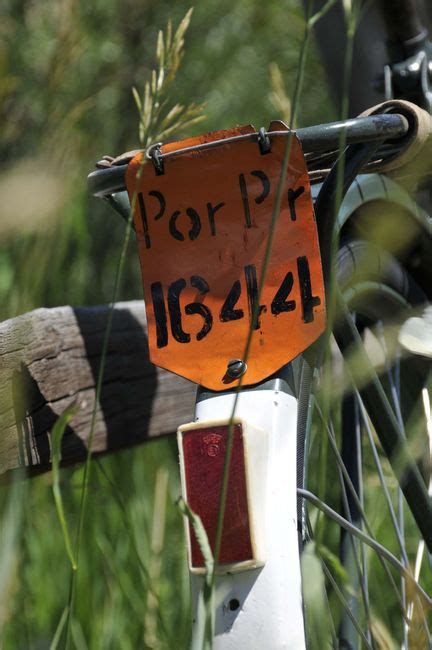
[180,424,253,568]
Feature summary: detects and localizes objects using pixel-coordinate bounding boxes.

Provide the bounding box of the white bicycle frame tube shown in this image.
[190,386,306,649]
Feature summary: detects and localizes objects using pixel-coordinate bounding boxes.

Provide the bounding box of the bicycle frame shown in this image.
[188,373,306,648]
[88,110,432,647]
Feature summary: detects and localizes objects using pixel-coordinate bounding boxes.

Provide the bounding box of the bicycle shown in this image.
[87,1,432,647]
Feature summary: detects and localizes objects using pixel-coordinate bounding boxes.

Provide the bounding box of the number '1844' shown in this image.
[150,256,321,348]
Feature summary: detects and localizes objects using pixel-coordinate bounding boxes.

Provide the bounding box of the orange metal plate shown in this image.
[126,123,326,390]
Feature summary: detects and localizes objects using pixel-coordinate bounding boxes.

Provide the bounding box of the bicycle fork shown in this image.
[178,369,307,649]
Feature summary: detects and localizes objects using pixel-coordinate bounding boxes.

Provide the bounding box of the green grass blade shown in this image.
[51,403,78,570]
[50,606,69,650]
[177,497,214,576]
[177,497,214,650]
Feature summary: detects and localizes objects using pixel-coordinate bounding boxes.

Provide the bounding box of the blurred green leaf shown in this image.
[0,480,24,640]
[317,543,350,586]
[51,403,78,571]
[301,542,332,650]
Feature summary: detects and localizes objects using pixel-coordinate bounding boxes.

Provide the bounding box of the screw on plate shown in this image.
[226,359,247,379]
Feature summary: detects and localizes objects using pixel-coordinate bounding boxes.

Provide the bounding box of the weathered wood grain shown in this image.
[0,301,196,477]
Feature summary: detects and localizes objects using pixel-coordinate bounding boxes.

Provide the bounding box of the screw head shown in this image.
[226,359,247,379]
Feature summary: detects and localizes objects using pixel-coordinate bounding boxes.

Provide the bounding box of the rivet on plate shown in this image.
[226,359,247,379]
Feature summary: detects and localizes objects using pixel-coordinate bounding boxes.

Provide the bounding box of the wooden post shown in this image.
[0,301,196,479]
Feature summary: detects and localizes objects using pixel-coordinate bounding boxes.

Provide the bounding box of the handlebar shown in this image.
[87,112,409,199]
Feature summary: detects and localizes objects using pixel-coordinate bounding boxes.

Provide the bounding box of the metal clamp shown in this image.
[377,32,432,113]
[257,127,272,154]
[146,142,164,175]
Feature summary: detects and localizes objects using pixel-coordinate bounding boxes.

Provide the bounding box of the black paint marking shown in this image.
[244,264,265,330]
[169,211,183,241]
[168,278,190,343]
[151,282,168,348]
[251,170,270,204]
[297,256,321,323]
[271,272,296,315]
[186,275,213,341]
[207,201,225,236]
[239,173,252,228]
[220,280,244,322]
[138,192,151,249]
[190,275,209,294]
[148,190,166,220]
[186,208,202,240]
[169,208,202,242]
[288,186,305,221]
